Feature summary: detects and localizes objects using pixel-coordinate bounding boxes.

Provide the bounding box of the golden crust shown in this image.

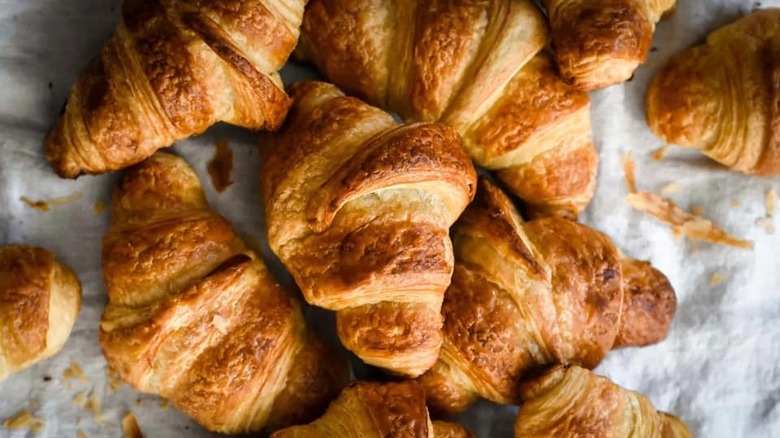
[0,245,82,382]
[419,179,677,415]
[544,0,676,89]
[300,0,596,217]
[262,82,476,377]
[270,381,442,438]
[515,365,692,438]
[100,153,347,434]
[45,0,304,178]
[646,8,780,175]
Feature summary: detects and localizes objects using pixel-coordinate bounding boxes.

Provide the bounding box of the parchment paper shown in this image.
[0,1,778,437]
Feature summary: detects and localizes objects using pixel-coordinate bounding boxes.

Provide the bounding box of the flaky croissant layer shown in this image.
[419,179,677,415]
[99,153,347,434]
[262,81,476,377]
[271,380,473,438]
[515,365,692,438]
[0,245,82,382]
[46,0,306,177]
[646,8,780,175]
[299,0,597,217]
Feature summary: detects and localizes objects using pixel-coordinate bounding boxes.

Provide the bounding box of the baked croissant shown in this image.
[0,245,81,382]
[261,81,477,378]
[542,0,676,89]
[419,179,677,415]
[515,365,692,437]
[99,153,348,434]
[298,0,596,218]
[45,0,306,178]
[646,8,780,175]
[270,380,473,438]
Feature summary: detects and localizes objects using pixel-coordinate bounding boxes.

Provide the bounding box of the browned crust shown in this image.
[614,258,677,348]
[647,9,780,175]
[100,153,346,434]
[299,1,596,216]
[544,0,656,89]
[516,365,692,437]
[262,81,476,377]
[0,246,54,366]
[45,0,299,177]
[270,381,434,437]
[307,123,475,232]
[468,54,590,159]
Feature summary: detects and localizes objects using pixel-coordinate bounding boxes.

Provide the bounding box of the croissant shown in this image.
[270,380,473,438]
[646,8,780,175]
[515,365,692,437]
[542,0,676,89]
[45,0,306,178]
[0,245,81,382]
[298,0,596,218]
[418,179,677,415]
[99,153,348,433]
[261,81,477,377]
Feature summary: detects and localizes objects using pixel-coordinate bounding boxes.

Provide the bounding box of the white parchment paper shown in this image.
[0,1,778,436]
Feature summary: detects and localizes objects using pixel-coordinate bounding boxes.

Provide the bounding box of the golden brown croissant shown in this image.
[261,81,477,378]
[45,0,306,178]
[99,152,348,434]
[270,380,473,438]
[0,245,81,382]
[543,0,676,90]
[419,179,677,415]
[646,8,780,175]
[515,365,692,438]
[298,0,596,218]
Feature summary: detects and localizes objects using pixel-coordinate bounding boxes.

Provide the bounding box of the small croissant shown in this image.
[543,0,677,89]
[515,365,692,438]
[646,8,780,175]
[261,81,476,377]
[99,153,348,433]
[0,245,81,382]
[270,380,473,438]
[45,0,305,177]
[419,179,677,415]
[298,0,596,217]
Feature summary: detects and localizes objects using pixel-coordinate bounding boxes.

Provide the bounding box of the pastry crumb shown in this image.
[709,273,726,285]
[3,409,43,432]
[626,191,752,249]
[651,145,669,161]
[731,200,741,208]
[74,392,87,408]
[766,189,777,216]
[77,430,87,438]
[623,152,637,194]
[207,140,234,193]
[107,367,124,391]
[94,200,106,215]
[20,193,82,212]
[122,412,143,438]
[159,398,169,411]
[63,361,88,384]
[86,393,102,423]
[659,183,681,196]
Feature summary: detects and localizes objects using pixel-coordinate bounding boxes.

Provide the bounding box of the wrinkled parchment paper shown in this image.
[1,1,778,436]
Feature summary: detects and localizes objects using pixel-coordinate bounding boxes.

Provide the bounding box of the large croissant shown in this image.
[261,81,476,378]
[419,179,677,415]
[99,153,348,434]
[45,0,305,178]
[543,0,676,89]
[0,245,81,382]
[270,380,473,438]
[646,8,780,175]
[515,365,692,437]
[298,0,596,218]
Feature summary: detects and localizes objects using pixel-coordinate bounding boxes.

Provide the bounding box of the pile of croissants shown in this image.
[1,0,777,436]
